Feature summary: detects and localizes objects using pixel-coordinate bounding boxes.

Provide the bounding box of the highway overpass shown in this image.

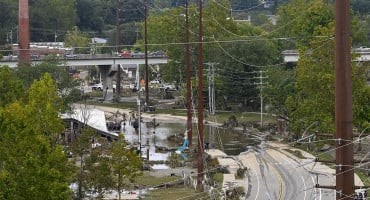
[0,54,169,68]
[282,48,370,63]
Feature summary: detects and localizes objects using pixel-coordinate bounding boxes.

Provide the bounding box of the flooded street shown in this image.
[119,117,262,163]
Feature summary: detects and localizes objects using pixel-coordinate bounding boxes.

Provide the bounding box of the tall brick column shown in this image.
[18,0,30,65]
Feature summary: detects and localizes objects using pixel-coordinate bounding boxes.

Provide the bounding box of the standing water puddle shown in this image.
[119,118,262,164]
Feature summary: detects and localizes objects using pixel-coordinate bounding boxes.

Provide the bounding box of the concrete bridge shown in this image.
[0,54,169,102]
[282,48,370,63]
[0,54,168,68]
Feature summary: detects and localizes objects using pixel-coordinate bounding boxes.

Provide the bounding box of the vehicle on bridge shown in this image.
[65,54,77,59]
[119,51,131,57]
[150,50,165,57]
[131,51,145,58]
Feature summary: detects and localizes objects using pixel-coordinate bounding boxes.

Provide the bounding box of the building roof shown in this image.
[61,108,118,139]
[91,37,107,44]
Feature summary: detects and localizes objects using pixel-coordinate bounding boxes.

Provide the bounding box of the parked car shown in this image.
[92,83,104,91]
[129,83,137,89]
[131,51,145,58]
[119,51,131,57]
[150,50,165,57]
[149,79,161,84]
[160,84,176,91]
[65,54,77,59]
[31,54,40,60]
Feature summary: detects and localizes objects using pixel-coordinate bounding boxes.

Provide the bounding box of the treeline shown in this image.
[0,65,143,199]
[1,0,370,46]
[0,0,369,135]
[143,0,370,135]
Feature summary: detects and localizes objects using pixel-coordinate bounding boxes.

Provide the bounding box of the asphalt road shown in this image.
[240,143,336,200]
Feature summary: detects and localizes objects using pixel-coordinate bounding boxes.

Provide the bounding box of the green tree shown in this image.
[85,151,114,198]
[0,66,25,107]
[69,127,97,199]
[153,0,172,9]
[14,59,69,88]
[0,0,17,45]
[0,74,72,199]
[64,26,91,54]
[286,24,370,134]
[110,134,142,200]
[14,62,80,112]
[119,0,146,24]
[274,0,370,134]
[264,66,295,115]
[232,0,262,10]
[26,73,65,144]
[144,0,281,110]
[252,13,270,27]
[351,0,370,15]
[214,37,280,110]
[76,0,105,33]
[276,0,334,49]
[276,0,367,48]
[30,0,77,42]
[107,22,142,52]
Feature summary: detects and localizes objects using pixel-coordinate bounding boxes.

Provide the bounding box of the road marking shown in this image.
[261,155,284,200]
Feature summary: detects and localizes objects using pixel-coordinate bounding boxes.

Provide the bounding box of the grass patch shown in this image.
[140,187,210,200]
[213,173,224,183]
[135,173,182,187]
[135,173,212,199]
[79,100,277,126]
[205,111,276,125]
[316,151,334,164]
[284,149,306,159]
[79,100,137,110]
[151,108,188,116]
[356,169,370,186]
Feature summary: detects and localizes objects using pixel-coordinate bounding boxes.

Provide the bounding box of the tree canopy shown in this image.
[0,71,72,199]
[64,26,91,54]
[278,1,370,134]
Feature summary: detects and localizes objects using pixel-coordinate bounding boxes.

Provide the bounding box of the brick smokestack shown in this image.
[18,0,30,65]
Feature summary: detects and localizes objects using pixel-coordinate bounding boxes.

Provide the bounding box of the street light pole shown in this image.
[144,0,149,104]
[137,97,141,156]
[116,0,121,100]
[254,70,267,127]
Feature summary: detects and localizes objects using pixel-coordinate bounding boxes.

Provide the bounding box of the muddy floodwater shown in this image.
[119,118,261,163]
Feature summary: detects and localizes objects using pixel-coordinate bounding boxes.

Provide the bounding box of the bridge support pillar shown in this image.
[99,65,114,102]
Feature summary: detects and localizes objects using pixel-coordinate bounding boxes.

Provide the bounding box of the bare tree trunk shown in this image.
[118,173,122,200]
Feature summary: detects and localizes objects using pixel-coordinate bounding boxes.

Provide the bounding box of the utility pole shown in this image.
[197,0,204,189]
[144,0,149,104]
[116,0,121,100]
[334,0,353,199]
[205,62,217,115]
[185,0,192,146]
[315,1,361,199]
[18,0,30,65]
[254,70,267,127]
